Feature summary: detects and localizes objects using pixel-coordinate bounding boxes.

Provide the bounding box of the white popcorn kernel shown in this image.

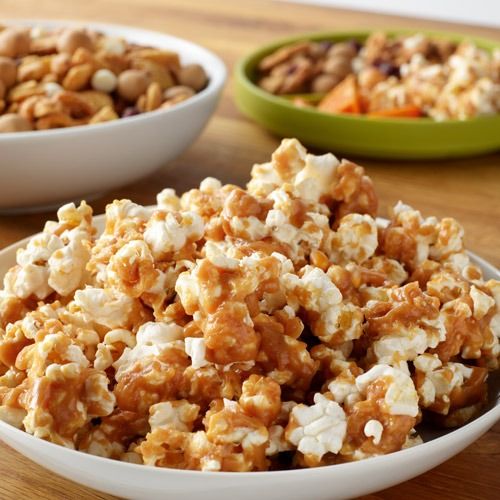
[287,265,342,312]
[470,285,495,320]
[94,329,136,371]
[156,188,181,212]
[328,378,359,406]
[294,153,339,202]
[332,214,378,264]
[227,215,269,241]
[149,401,199,432]
[430,218,464,260]
[204,241,239,270]
[144,211,204,258]
[414,355,474,412]
[199,177,222,193]
[413,353,442,373]
[136,321,183,345]
[4,264,51,300]
[73,287,135,329]
[113,321,183,379]
[356,365,419,417]
[106,199,152,225]
[485,280,500,339]
[16,233,63,267]
[363,419,383,445]
[265,425,292,456]
[287,393,347,460]
[185,337,209,369]
[91,68,118,93]
[48,230,89,296]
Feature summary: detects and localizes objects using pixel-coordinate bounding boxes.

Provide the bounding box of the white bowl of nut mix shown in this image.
[0,20,226,212]
[0,139,498,499]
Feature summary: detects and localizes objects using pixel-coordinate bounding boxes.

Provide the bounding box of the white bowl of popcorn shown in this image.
[0,20,226,212]
[0,139,498,499]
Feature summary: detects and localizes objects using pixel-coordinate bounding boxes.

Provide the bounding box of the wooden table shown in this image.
[0,0,499,498]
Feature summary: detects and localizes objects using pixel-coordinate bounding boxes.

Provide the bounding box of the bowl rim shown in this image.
[0,213,498,479]
[235,28,500,126]
[0,18,227,141]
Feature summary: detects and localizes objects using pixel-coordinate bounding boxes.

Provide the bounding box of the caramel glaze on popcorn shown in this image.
[0,138,499,471]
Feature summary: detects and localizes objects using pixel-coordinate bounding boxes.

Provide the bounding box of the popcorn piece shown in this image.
[356,365,419,417]
[286,393,347,464]
[94,328,136,371]
[149,400,199,432]
[282,265,363,345]
[204,399,270,471]
[255,312,317,391]
[144,211,204,260]
[239,374,281,426]
[106,240,157,297]
[156,188,181,212]
[470,285,495,320]
[184,337,209,369]
[381,201,438,270]
[364,282,443,367]
[363,419,383,445]
[113,321,184,380]
[78,410,148,459]
[22,363,115,448]
[429,218,465,261]
[3,201,93,301]
[72,286,141,330]
[330,213,378,264]
[413,354,487,419]
[293,153,339,203]
[266,424,292,456]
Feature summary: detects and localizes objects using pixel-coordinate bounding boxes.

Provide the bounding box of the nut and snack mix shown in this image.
[0,24,208,132]
[257,32,500,120]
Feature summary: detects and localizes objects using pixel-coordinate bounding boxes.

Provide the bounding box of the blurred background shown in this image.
[288,0,500,28]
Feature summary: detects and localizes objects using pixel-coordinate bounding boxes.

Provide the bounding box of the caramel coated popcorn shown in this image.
[0,24,208,133]
[0,139,498,471]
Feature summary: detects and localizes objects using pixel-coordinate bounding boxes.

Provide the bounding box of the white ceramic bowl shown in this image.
[0,215,498,500]
[0,20,226,212]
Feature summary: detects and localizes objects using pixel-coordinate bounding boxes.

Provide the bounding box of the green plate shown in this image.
[234,30,500,159]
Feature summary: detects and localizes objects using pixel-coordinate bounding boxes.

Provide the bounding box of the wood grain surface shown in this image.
[0,0,499,499]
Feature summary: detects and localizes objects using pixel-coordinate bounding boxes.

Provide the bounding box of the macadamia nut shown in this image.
[91,68,118,93]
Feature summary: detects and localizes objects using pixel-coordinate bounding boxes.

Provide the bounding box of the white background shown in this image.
[285,0,500,28]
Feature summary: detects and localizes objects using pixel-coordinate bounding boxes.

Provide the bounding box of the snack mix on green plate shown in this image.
[258,32,500,120]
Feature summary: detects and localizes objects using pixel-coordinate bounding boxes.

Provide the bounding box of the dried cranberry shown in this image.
[121,106,139,118]
[374,60,400,78]
[348,39,362,52]
[319,40,333,51]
